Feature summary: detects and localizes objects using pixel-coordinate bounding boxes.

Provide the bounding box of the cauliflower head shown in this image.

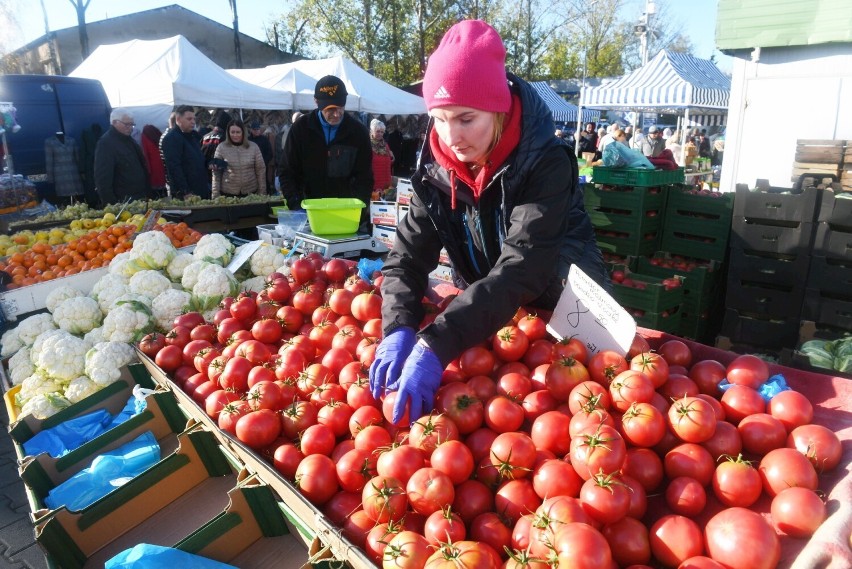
[181,260,213,291]
[84,326,106,346]
[240,275,267,294]
[193,233,235,266]
[129,270,172,300]
[130,230,177,270]
[35,330,89,381]
[64,376,99,404]
[17,370,65,406]
[21,393,72,420]
[167,252,195,283]
[85,341,138,386]
[191,265,239,311]
[108,251,141,279]
[8,347,34,386]
[91,273,131,315]
[1,328,23,358]
[101,300,155,343]
[110,293,152,310]
[250,245,288,277]
[53,296,103,335]
[151,288,192,331]
[17,313,58,347]
[45,285,85,314]
[30,329,66,365]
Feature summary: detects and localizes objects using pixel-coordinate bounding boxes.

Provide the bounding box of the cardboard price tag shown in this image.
[139,210,161,233]
[546,265,636,357]
[226,240,263,273]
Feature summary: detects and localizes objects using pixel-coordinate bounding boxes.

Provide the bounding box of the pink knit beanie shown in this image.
[423,20,510,113]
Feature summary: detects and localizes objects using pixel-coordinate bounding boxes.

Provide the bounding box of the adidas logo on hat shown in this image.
[434,86,451,99]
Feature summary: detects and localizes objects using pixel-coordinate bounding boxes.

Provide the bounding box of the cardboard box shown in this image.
[429,263,455,284]
[372,225,396,250]
[438,248,450,265]
[397,204,410,223]
[396,178,414,205]
[369,201,399,226]
[34,426,243,569]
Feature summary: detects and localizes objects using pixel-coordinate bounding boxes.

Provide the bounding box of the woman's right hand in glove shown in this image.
[369,326,416,399]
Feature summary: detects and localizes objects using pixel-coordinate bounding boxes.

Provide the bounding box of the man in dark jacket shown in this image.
[93,108,150,205]
[160,105,209,199]
[277,75,373,222]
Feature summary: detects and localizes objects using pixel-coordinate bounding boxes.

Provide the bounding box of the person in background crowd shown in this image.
[45,130,84,204]
[624,125,633,144]
[641,126,665,157]
[94,108,150,205]
[278,75,373,225]
[140,124,166,196]
[202,111,232,173]
[577,122,598,156]
[598,127,616,153]
[631,127,645,150]
[666,129,684,165]
[370,119,394,196]
[80,123,103,206]
[663,127,673,140]
[712,134,725,166]
[248,120,273,188]
[211,119,266,199]
[697,132,712,159]
[369,20,607,423]
[160,105,209,199]
[613,129,628,146]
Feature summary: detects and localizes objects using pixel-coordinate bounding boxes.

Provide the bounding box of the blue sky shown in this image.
[13,0,728,71]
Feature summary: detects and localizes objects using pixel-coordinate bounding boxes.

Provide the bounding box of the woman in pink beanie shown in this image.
[370,20,608,424]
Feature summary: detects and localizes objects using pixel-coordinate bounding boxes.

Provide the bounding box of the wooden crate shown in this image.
[792,139,843,183]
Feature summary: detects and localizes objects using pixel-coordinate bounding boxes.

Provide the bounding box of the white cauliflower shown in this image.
[192,233,235,266]
[129,270,172,300]
[191,264,239,311]
[166,252,195,282]
[250,245,288,277]
[83,326,106,346]
[52,296,103,335]
[240,275,267,294]
[20,393,71,420]
[45,285,84,314]
[101,300,155,343]
[110,293,152,309]
[84,341,138,386]
[108,251,141,278]
[0,328,23,357]
[30,329,66,365]
[91,273,131,315]
[17,370,66,406]
[130,230,177,270]
[64,375,99,404]
[17,314,59,347]
[8,347,34,386]
[151,288,192,331]
[181,260,213,291]
[35,331,89,381]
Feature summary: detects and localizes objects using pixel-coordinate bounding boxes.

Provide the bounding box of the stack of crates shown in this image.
[609,265,685,333]
[722,183,821,351]
[586,166,684,257]
[660,185,734,265]
[803,187,852,333]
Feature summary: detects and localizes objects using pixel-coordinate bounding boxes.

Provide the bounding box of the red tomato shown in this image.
[665,443,715,487]
[154,344,183,371]
[720,384,765,424]
[622,447,664,492]
[423,509,467,546]
[383,530,431,568]
[553,336,589,365]
[667,396,716,443]
[452,480,494,525]
[294,454,338,505]
[490,432,538,480]
[492,325,529,362]
[532,458,582,500]
[350,291,382,322]
[530,410,572,456]
[701,420,743,461]
[251,318,283,344]
[552,522,613,569]
[409,414,460,455]
[376,444,425,487]
[483,395,525,433]
[545,357,590,401]
[649,515,704,568]
[271,442,304,479]
[246,380,283,411]
[587,350,628,386]
[424,541,498,569]
[406,468,455,516]
[737,413,786,455]
[665,476,707,517]
[495,478,541,525]
[138,332,166,357]
[787,423,842,472]
[568,380,612,415]
[621,402,666,448]
[497,372,532,401]
[517,313,548,342]
[299,423,336,456]
[361,475,408,523]
[657,339,693,367]
[689,359,727,395]
[609,369,655,412]
[725,354,769,390]
[600,516,651,567]
[712,453,762,507]
[570,423,626,480]
[459,346,495,378]
[629,352,669,388]
[758,447,818,496]
[770,487,826,538]
[430,439,475,485]
[626,333,651,359]
[335,448,376,493]
[235,408,281,449]
[204,389,241,421]
[280,400,318,439]
[704,508,779,569]
[435,382,484,435]
[174,311,205,329]
[579,472,631,524]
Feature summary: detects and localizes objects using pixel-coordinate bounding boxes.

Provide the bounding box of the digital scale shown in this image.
[289,230,389,259]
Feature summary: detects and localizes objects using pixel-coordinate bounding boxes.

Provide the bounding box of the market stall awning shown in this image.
[529,81,600,123]
[583,50,730,113]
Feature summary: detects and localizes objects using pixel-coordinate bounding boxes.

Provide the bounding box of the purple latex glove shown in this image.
[391,342,442,424]
[369,326,416,399]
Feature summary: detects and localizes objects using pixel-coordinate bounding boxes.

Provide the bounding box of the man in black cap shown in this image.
[277,75,373,228]
[248,120,274,188]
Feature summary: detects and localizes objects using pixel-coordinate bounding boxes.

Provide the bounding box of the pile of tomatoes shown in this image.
[137,251,842,569]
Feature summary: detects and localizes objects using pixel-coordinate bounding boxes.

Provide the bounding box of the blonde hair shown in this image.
[487,113,506,156]
[613,129,625,139]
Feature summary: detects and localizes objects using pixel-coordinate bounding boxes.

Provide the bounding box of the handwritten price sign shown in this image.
[546,265,636,357]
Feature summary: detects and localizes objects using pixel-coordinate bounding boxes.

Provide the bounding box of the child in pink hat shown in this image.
[370,20,608,424]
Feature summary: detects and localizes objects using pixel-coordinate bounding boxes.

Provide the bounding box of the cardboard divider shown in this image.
[34,426,241,569]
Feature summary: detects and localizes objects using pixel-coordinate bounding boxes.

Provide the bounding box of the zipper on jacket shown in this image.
[461,212,482,275]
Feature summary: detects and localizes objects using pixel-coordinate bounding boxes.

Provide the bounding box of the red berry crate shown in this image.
[610,265,684,314]
[594,227,659,257]
[583,183,666,211]
[635,252,722,299]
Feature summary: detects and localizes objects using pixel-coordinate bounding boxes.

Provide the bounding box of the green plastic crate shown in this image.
[302,198,365,235]
[593,166,685,187]
[636,253,722,299]
[665,187,734,219]
[584,183,665,211]
[594,228,659,257]
[660,215,730,262]
[588,206,662,235]
[611,267,684,313]
[628,305,683,334]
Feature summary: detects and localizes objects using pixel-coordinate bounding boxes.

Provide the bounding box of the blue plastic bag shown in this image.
[602,142,654,169]
[23,409,113,458]
[357,257,384,284]
[106,544,236,569]
[717,373,789,403]
[106,385,155,430]
[44,431,160,511]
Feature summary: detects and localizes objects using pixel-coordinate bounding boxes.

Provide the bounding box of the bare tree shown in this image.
[229,0,243,68]
[67,0,91,59]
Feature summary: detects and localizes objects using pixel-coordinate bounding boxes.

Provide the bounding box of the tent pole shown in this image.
[683,108,691,168]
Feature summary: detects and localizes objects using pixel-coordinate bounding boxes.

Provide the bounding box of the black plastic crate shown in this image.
[816,189,852,227]
[715,335,783,361]
[727,249,811,288]
[729,217,815,256]
[594,228,659,257]
[733,184,821,223]
[183,206,229,225]
[720,308,800,350]
[811,222,852,260]
[724,278,806,318]
[584,183,666,211]
[807,256,852,296]
[802,289,852,330]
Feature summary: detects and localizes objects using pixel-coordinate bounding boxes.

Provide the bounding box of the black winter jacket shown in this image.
[277,111,373,210]
[380,74,608,367]
[160,128,209,199]
[93,127,150,205]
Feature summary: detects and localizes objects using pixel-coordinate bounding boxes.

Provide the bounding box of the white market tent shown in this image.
[583,50,731,127]
[69,35,292,129]
[529,81,600,124]
[228,55,427,116]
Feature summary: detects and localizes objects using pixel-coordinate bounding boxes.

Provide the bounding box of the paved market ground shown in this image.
[0,404,48,569]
